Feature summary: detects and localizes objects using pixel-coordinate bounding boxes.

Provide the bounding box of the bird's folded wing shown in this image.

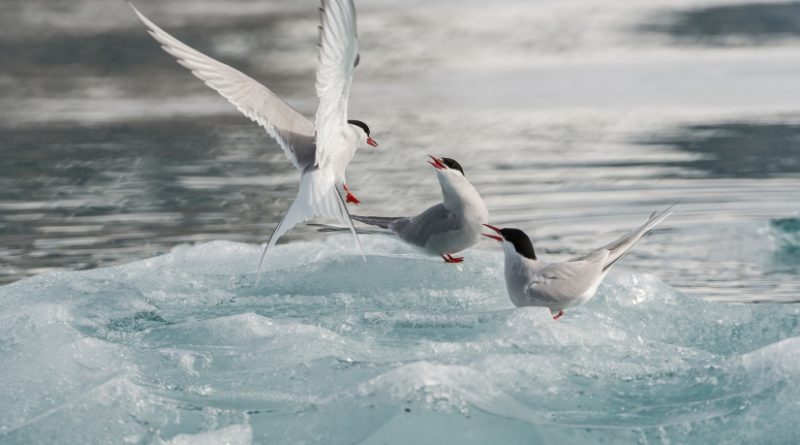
[526,263,591,301]
[569,204,675,268]
[132,5,316,170]
[314,0,360,170]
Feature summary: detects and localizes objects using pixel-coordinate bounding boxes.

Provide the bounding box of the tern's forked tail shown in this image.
[256,169,364,279]
[600,203,676,271]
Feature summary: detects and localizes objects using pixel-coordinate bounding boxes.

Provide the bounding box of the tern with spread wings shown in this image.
[131,0,378,270]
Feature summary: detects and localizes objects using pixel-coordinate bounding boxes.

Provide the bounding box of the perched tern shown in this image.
[130,0,378,270]
[351,156,489,263]
[484,205,675,319]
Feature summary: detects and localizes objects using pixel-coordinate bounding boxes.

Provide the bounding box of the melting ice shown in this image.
[1,233,799,444]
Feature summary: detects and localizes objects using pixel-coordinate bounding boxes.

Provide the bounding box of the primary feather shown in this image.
[314,0,360,171]
[131,4,317,170]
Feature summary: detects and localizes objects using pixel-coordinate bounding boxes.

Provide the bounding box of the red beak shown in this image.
[482,224,503,242]
[367,137,379,148]
[428,155,446,170]
[483,224,502,233]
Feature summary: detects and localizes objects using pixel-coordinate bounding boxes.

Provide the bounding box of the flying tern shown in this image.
[131,0,378,270]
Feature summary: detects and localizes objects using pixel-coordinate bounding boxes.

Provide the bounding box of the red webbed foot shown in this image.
[343,184,361,205]
[442,254,464,264]
[345,192,361,205]
[552,310,565,320]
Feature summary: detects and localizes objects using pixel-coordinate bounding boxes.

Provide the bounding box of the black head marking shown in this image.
[441,158,465,176]
[354,53,361,68]
[500,228,537,260]
[348,119,370,136]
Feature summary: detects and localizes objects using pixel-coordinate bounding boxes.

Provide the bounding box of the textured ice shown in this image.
[770,217,800,253]
[1,236,799,444]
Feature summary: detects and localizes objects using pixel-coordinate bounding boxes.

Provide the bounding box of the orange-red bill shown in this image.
[367,137,379,148]
[482,233,502,242]
[483,224,502,234]
[428,155,446,170]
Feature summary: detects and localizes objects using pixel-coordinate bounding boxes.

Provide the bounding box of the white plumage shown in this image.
[485,205,675,319]
[352,156,489,263]
[130,0,376,274]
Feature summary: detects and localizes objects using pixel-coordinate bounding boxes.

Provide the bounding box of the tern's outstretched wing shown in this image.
[132,4,316,170]
[313,0,360,170]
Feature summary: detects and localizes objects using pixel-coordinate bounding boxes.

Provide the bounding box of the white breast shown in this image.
[324,127,360,183]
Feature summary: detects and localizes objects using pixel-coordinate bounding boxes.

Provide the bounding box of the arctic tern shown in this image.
[484,205,674,319]
[131,0,378,269]
[351,156,489,263]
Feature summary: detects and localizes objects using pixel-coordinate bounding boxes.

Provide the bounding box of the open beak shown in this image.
[482,224,503,242]
[367,137,379,148]
[428,155,446,170]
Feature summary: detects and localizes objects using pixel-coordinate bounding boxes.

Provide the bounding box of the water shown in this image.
[1,0,800,443]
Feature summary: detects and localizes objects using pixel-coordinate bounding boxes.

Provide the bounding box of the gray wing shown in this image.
[570,204,675,271]
[351,215,403,229]
[393,204,459,247]
[526,261,602,303]
[132,5,316,170]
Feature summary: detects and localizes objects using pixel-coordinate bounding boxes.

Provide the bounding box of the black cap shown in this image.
[348,120,370,136]
[441,158,465,176]
[500,228,536,260]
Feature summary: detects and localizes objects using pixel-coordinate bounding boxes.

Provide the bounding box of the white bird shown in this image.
[130,1,379,270]
[350,156,489,263]
[483,205,675,319]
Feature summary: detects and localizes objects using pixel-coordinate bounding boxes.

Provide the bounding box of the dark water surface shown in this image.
[1,0,800,302]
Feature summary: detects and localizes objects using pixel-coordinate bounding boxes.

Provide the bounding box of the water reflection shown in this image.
[644,122,800,177]
[0,118,298,280]
[642,1,800,45]
[0,0,799,303]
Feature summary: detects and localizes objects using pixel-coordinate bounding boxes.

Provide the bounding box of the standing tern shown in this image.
[483,205,675,319]
[351,156,489,263]
[130,0,378,268]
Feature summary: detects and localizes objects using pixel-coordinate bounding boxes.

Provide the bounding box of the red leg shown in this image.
[552,310,565,320]
[343,184,361,205]
[441,254,465,264]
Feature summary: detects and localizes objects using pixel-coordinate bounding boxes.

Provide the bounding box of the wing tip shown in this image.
[129,2,150,24]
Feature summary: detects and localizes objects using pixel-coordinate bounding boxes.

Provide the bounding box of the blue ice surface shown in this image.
[770,217,800,253]
[1,234,799,445]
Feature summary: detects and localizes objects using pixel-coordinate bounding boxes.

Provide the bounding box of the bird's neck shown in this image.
[503,246,538,285]
[503,242,541,267]
[438,175,487,219]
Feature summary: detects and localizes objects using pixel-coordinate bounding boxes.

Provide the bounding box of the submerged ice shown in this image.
[1,236,799,444]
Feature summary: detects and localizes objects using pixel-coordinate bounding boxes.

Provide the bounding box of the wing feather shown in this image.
[131,4,316,170]
[314,0,359,170]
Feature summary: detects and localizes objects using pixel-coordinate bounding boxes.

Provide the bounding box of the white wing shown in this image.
[314,0,360,170]
[131,4,316,170]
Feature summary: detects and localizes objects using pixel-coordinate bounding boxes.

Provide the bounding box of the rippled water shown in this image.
[2,0,800,443]
[2,0,800,301]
